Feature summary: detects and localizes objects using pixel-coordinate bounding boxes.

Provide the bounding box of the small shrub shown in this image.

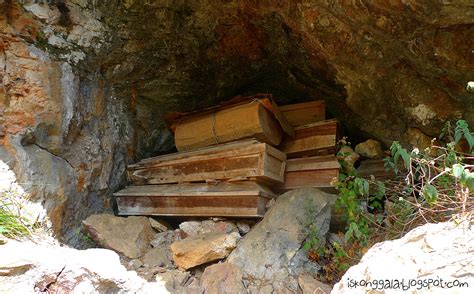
[0,193,32,239]
[312,120,474,284]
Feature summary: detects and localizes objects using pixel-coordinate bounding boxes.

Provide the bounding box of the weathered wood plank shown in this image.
[114,182,274,217]
[128,139,286,185]
[280,119,339,158]
[259,98,295,138]
[356,159,396,180]
[174,101,282,151]
[281,155,340,191]
[280,100,325,127]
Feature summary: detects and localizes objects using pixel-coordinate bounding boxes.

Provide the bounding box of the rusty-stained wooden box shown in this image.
[127,139,286,185]
[280,119,339,158]
[280,155,340,192]
[114,181,276,217]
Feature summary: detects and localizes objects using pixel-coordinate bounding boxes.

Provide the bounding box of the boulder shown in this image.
[405,127,433,150]
[0,239,166,293]
[82,214,155,259]
[179,220,239,237]
[171,232,240,270]
[236,221,252,235]
[156,269,195,293]
[200,263,247,294]
[227,188,331,291]
[355,139,383,159]
[150,229,183,248]
[298,274,332,293]
[332,220,474,293]
[141,247,173,269]
[149,218,169,232]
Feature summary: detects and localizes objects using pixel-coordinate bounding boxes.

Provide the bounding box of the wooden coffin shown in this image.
[281,155,340,191]
[128,139,286,185]
[280,119,339,158]
[174,101,283,151]
[280,100,325,127]
[114,181,276,217]
[357,159,397,180]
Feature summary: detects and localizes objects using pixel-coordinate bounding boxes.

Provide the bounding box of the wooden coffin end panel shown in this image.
[281,155,340,190]
[280,100,326,127]
[281,169,339,190]
[280,119,339,158]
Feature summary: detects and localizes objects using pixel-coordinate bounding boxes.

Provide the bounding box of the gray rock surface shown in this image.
[141,247,173,269]
[82,214,155,259]
[179,219,239,237]
[200,263,247,294]
[227,188,331,291]
[150,229,183,248]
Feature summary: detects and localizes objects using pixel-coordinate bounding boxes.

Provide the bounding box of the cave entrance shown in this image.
[113,91,342,222]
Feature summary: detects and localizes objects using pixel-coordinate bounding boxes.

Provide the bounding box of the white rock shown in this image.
[0,239,167,293]
[332,221,474,293]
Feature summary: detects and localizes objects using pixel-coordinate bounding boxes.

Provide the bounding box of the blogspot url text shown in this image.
[346,277,469,291]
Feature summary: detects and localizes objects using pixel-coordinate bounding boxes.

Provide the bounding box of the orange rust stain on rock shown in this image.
[76,162,87,192]
[3,111,36,134]
[212,17,264,60]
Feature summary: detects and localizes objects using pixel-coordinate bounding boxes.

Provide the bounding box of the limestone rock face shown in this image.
[0,239,166,293]
[1,0,472,245]
[141,247,173,269]
[82,214,155,259]
[355,139,383,159]
[171,232,240,270]
[200,263,247,294]
[227,188,331,291]
[332,221,474,293]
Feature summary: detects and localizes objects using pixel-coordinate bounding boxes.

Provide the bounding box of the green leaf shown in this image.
[354,178,369,196]
[452,164,465,179]
[344,222,356,242]
[454,132,463,144]
[376,181,385,196]
[422,184,438,204]
[303,242,311,251]
[464,173,474,190]
[465,132,474,150]
[399,149,411,168]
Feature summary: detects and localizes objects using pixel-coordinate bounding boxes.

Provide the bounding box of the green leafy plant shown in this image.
[454,120,474,151]
[312,120,474,283]
[303,224,322,251]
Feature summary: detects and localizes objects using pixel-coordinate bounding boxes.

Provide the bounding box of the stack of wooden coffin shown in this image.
[114,95,340,218]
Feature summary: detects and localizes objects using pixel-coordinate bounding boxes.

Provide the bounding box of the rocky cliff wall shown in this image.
[0,0,472,244]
